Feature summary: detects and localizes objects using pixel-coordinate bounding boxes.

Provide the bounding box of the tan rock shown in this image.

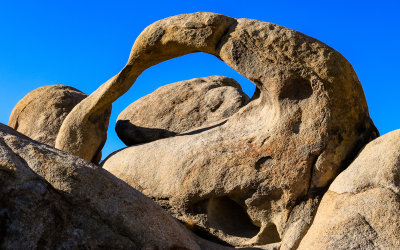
[279,197,320,249]
[8,85,86,146]
[8,84,110,163]
[55,12,235,162]
[298,130,400,249]
[0,123,233,249]
[116,75,249,145]
[95,12,378,247]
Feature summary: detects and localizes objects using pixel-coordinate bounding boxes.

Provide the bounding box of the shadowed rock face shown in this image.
[8,85,110,164]
[55,12,378,247]
[116,75,250,146]
[0,123,233,250]
[298,130,400,249]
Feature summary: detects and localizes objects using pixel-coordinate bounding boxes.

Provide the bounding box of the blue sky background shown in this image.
[1,0,399,159]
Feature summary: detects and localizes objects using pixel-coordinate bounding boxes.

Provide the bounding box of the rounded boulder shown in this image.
[116,75,249,145]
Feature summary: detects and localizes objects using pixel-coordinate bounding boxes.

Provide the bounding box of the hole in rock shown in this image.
[255,156,273,170]
[206,196,260,239]
[279,77,312,101]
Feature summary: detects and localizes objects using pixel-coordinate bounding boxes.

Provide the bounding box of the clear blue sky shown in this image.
[1,0,399,159]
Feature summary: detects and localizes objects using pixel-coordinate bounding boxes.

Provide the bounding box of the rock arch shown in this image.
[56,12,377,246]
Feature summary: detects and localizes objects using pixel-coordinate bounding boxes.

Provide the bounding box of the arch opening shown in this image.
[102,52,257,159]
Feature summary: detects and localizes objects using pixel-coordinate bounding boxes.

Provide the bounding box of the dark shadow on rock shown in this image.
[279,77,313,101]
[116,119,228,146]
[115,120,177,146]
[178,120,227,136]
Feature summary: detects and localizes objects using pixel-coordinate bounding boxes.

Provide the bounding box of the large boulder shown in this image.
[116,75,249,145]
[8,84,110,163]
[0,123,229,249]
[95,13,378,247]
[298,130,400,249]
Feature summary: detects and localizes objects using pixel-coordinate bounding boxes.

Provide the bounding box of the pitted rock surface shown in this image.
[116,75,249,145]
[0,123,232,250]
[298,130,400,249]
[55,12,378,247]
[8,84,110,163]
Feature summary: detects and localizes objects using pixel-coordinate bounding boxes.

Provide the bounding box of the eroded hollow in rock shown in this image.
[201,196,281,245]
[206,196,260,239]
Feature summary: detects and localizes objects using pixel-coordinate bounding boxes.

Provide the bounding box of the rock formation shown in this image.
[298,130,400,249]
[0,123,229,249]
[9,85,86,146]
[54,12,237,162]
[8,84,110,163]
[98,12,377,246]
[4,12,396,250]
[116,75,249,145]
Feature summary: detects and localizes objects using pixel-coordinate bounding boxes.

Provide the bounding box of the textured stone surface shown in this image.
[0,123,231,250]
[55,12,235,162]
[8,84,110,163]
[298,130,400,249]
[279,197,320,249]
[116,75,249,145]
[8,85,87,146]
[96,12,378,247]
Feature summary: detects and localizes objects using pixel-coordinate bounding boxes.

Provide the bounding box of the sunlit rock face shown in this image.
[298,130,400,250]
[9,85,87,147]
[116,75,249,146]
[97,12,379,247]
[8,84,110,164]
